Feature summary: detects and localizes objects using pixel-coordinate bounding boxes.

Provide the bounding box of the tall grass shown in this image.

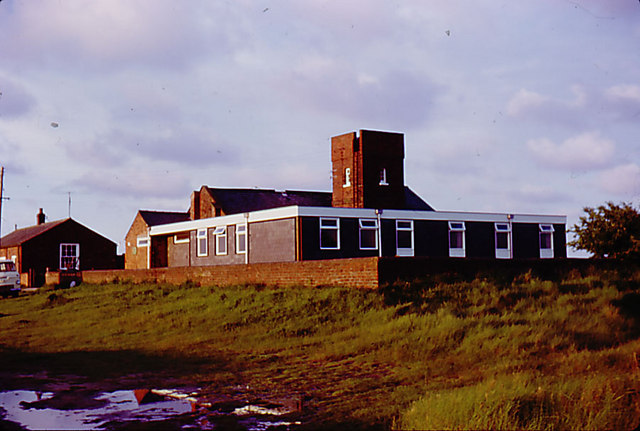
[1,270,640,429]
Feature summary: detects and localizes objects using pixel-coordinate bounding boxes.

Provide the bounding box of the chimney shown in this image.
[189,191,200,220]
[37,208,46,225]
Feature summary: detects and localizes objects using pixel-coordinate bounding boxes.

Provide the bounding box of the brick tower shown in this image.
[331,129,406,209]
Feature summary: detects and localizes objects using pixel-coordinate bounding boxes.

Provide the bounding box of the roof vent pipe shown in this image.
[37,208,45,225]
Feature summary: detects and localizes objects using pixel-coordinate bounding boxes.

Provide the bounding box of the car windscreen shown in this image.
[0,262,16,272]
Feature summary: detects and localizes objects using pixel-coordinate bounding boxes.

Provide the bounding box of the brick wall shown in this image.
[82,257,380,289]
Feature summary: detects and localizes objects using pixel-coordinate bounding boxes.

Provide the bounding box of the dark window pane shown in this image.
[540,233,552,249]
[496,232,509,249]
[450,231,463,249]
[360,229,377,249]
[321,229,338,248]
[397,230,412,249]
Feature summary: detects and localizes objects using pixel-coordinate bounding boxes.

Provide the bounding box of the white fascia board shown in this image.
[298,207,566,224]
[150,205,566,237]
[149,206,300,236]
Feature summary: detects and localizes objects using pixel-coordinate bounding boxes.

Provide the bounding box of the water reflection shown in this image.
[0,389,193,430]
[0,389,302,430]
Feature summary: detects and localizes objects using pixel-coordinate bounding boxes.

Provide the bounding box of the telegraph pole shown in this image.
[0,167,10,249]
[0,167,4,248]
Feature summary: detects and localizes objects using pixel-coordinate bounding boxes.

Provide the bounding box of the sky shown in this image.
[0,0,639,256]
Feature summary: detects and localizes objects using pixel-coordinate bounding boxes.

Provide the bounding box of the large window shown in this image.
[214,226,227,255]
[60,243,79,270]
[495,223,512,259]
[448,221,466,258]
[235,224,247,254]
[539,224,554,258]
[197,229,208,257]
[359,219,378,250]
[320,218,340,250]
[396,220,414,257]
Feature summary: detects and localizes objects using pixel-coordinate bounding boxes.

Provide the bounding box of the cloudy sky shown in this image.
[1,0,639,255]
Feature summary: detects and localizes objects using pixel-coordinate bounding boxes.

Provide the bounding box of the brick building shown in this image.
[125,130,566,270]
[0,209,118,286]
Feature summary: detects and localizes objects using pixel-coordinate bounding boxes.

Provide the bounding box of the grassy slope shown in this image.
[1,270,640,429]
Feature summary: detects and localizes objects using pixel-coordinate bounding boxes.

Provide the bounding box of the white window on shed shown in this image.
[214,226,227,255]
[197,229,208,257]
[60,243,80,270]
[448,221,466,258]
[539,224,554,259]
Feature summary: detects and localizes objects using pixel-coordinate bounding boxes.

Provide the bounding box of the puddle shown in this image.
[0,389,194,430]
[0,389,303,430]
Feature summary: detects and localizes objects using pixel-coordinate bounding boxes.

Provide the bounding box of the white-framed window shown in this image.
[173,232,190,244]
[359,219,378,250]
[214,226,227,255]
[379,168,389,186]
[396,220,414,257]
[320,218,340,250]
[136,236,149,247]
[197,229,208,257]
[495,223,512,259]
[539,224,554,259]
[235,224,247,254]
[60,243,79,270]
[448,221,466,258]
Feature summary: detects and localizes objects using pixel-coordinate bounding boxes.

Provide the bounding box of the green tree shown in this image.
[570,202,640,259]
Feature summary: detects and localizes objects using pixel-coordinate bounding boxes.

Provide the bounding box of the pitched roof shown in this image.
[139,210,190,227]
[204,188,333,215]
[404,187,435,211]
[204,186,434,214]
[0,218,69,247]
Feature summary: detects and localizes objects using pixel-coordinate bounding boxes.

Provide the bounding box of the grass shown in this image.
[1,269,640,429]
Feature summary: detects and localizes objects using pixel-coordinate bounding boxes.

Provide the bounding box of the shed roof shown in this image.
[0,219,68,247]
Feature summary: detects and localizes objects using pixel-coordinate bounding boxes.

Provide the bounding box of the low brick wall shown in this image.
[82,257,626,290]
[82,257,380,289]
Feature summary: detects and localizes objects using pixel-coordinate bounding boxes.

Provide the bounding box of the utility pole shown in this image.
[0,167,11,249]
[0,167,4,248]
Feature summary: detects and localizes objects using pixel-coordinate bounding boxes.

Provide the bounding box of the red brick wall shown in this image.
[125,213,149,270]
[83,257,380,289]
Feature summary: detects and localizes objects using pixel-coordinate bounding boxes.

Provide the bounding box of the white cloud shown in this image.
[598,163,640,196]
[605,84,640,102]
[526,132,615,170]
[506,85,587,125]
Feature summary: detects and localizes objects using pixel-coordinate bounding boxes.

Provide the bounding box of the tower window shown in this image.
[343,168,351,188]
[379,168,389,186]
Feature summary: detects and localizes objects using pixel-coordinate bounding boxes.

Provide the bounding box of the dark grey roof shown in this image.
[404,187,435,211]
[0,218,69,247]
[139,210,190,227]
[205,188,333,215]
[205,186,433,214]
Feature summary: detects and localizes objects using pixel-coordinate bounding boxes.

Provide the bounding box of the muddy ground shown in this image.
[0,348,383,430]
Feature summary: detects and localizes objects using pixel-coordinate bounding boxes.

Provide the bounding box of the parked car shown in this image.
[0,259,21,298]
